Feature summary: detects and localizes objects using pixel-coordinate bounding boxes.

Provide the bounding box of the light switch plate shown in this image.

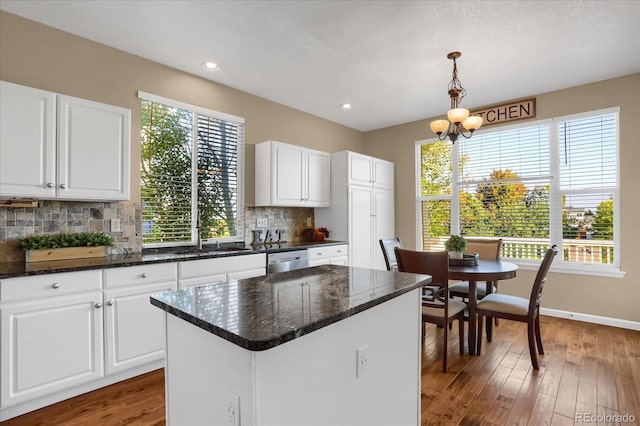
[110,218,121,233]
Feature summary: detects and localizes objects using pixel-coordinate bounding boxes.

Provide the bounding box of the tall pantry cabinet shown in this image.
[315,151,394,270]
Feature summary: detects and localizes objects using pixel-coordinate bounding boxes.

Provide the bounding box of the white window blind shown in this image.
[459,125,551,245]
[140,93,245,246]
[416,108,619,270]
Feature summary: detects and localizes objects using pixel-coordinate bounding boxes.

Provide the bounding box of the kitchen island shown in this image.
[151,264,429,426]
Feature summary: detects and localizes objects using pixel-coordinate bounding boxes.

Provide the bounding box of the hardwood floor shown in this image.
[3,316,639,425]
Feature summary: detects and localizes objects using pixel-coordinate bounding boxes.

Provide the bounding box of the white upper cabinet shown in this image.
[0,81,57,198]
[0,81,131,201]
[57,95,131,201]
[348,151,394,189]
[255,140,330,207]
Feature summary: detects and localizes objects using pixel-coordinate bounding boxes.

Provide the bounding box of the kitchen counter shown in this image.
[153,264,428,425]
[151,264,430,351]
[0,240,347,279]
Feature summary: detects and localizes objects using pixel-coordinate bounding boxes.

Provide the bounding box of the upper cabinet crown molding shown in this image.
[0,81,131,201]
[254,140,330,207]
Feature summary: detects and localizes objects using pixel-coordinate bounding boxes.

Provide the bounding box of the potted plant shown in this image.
[444,235,467,259]
[18,232,114,262]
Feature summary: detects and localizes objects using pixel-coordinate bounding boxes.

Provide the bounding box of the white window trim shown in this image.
[415,108,624,277]
[139,91,245,247]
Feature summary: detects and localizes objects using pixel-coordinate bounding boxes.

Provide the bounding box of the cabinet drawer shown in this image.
[0,270,102,302]
[179,254,266,279]
[308,244,348,261]
[104,263,177,288]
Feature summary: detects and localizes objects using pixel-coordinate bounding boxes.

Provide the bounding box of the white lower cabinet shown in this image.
[0,291,104,408]
[103,263,177,375]
[104,281,176,375]
[307,244,349,267]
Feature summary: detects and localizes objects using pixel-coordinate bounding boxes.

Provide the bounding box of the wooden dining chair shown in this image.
[379,238,402,271]
[394,248,466,373]
[449,238,503,301]
[476,246,558,370]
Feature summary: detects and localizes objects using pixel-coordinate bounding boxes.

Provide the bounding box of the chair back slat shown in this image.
[465,238,502,260]
[528,245,558,314]
[379,238,402,271]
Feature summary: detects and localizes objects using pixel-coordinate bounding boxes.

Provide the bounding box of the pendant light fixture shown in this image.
[429,52,482,143]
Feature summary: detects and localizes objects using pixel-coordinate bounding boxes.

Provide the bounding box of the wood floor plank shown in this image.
[506,374,543,426]
[553,322,583,418]
[528,392,557,426]
[611,327,640,421]
[3,317,638,426]
[597,326,619,410]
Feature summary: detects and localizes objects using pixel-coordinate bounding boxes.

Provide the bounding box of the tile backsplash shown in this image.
[0,201,315,262]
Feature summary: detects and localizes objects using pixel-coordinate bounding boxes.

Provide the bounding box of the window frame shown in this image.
[138,91,245,248]
[415,107,623,278]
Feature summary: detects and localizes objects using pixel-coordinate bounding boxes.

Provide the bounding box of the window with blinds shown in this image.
[459,125,551,244]
[140,94,245,246]
[416,108,619,270]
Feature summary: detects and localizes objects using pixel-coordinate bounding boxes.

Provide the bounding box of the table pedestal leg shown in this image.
[468,280,477,355]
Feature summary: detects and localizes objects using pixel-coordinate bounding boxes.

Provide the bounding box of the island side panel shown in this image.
[164,314,257,426]
[254,288,422,426]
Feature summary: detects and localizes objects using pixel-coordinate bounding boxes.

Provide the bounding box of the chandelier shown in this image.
[429,52,483,143]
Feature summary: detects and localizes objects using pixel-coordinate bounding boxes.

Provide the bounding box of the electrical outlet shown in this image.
[306,216,312,227]
[225,391,240,425]
[110,218,121,233]
[256,217,268,228]
[356,345,369,378]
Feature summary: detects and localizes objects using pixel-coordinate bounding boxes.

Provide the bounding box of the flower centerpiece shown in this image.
[18,232,114,262]
[444,235,467,259]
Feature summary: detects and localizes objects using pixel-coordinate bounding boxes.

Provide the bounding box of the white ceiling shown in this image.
[2,0,639,132]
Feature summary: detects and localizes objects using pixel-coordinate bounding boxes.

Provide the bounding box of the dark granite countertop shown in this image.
[0,240,347,279]
[150,264,431,351]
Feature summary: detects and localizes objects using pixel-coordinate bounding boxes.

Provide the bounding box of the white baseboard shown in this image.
[540,308,640,331]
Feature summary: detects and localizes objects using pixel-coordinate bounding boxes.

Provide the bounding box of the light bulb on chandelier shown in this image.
[429,52,482,143]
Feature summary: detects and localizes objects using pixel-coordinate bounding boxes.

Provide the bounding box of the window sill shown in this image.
[509,259,625,279]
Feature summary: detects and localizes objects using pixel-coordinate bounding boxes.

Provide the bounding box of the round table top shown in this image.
[448,259,518,281]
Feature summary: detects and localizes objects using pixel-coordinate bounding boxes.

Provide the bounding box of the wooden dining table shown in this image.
[448,259,518,355]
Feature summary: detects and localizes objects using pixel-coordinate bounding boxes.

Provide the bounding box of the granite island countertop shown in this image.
[150,264,431,351]
[0,240,347,279]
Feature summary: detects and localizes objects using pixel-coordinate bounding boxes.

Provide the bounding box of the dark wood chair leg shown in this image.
[476,313,484,355]
[527,320,539,370]
[442,321,448,373]
[534,314,544,354]
[458,317,464,355]
[486,315,493,342]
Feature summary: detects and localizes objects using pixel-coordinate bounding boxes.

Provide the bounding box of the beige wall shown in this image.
[1,11,638,323]
[364,74,640,323]
[0,11,365,204]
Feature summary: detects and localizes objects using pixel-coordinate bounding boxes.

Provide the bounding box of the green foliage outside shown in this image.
[18,232,114,251]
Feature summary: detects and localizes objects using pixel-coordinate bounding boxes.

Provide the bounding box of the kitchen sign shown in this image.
[470,98,536,127]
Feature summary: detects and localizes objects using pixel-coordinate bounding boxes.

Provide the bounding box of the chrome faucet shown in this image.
[195,211,203,250]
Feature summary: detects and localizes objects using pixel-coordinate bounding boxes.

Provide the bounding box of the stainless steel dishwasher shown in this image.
[267,250,309,274]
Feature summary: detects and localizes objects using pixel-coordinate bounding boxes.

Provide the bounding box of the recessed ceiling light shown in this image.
[202,62,220,71]
[339,103,352,110]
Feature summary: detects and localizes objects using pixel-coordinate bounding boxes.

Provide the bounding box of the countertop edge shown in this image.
[0,240,348,279]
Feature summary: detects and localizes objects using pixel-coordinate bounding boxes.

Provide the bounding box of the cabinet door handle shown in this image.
[60,184,67,189]
[47,182,54,188]
[51,282,60,289]
[107,300,114,306]
[94,303,102,309]
[141,273,148,278]
[317,252,322,256]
